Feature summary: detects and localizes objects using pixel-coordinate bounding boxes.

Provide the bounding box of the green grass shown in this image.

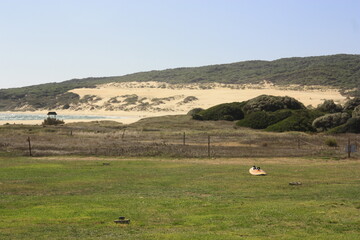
[1,156,360,239]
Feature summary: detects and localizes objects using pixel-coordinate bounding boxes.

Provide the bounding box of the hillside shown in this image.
[0,54,359,111]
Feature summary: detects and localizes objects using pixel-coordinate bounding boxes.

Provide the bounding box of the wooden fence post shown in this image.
[27,137,32,156]
[208,135,211,158]
[183,132,186,146]
[122,129,126,140]
[348,138,351,158]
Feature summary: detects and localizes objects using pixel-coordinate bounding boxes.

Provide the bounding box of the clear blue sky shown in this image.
[0,0,359,89]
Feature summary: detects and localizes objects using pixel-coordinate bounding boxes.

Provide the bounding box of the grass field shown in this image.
[1,154,360,239]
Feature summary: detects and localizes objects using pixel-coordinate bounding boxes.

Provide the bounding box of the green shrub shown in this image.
[242,95,305,114]
[328,117,360,133]
[236,110,292,129]
[42,117,65,126]
[312,112,351,132]
[123,94,139,105]
[352,105,360,118]
[194,102,245,121]
[192,114,204,121]
[266,110,324,132]
[79,95,100,104]
[343,97,360,111]
[187,108,204,116]
[183,96,198,103]
[222,115,235,121]
[63,104,70,109]
[316,100,342,113]
[324,138,338,147]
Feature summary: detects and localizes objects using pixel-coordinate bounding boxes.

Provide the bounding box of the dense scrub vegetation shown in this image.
[328,117,360,133]
[193,95,360,133]
[242,95,305,114]
[236,110,292,129]
[187,108,204,116]
[312,112,351,131]
[0,54,359,110]
[353,106,360,117]
[42,117,65,126]
[316,100,342,113]
[192,102,245,121]
[265,110,324,132]
[343,97,360,111]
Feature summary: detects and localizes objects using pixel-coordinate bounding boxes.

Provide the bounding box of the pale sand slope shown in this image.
[1,81,347,125]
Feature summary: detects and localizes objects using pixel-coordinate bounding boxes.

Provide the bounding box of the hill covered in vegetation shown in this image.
[0,54,359,110]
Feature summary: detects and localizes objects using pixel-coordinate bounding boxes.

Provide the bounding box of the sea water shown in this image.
[0,113,126,121]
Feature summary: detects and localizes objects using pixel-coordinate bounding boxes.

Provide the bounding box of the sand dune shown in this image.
[1,81,346,125]
[69,81,346,111]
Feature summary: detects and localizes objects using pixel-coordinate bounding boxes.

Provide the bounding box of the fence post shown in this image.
[348,138,351,158]
[183,132,186,146]
[208,135,211,158]
[122,129,126,140]
[297,138,300,149]
[27,137,32,156]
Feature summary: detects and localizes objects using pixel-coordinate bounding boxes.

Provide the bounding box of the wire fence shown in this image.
[1,129,358,158]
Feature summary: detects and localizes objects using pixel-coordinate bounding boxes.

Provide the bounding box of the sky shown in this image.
[0,0,359,89]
